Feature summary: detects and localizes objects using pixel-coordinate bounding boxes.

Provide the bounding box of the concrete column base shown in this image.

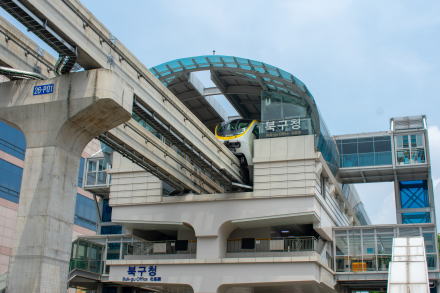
[0,69,133,293]
[8,146,79,293]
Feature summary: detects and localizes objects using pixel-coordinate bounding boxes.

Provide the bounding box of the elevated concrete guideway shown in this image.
[0,13,238,193]
[0,0,242,187]
[0,69,132,292]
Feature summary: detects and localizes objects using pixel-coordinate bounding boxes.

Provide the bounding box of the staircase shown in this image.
[387,237,430,293]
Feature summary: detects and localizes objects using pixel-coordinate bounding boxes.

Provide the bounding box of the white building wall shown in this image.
[109,152,162,205]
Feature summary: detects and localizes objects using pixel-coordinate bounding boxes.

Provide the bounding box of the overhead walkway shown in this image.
[335,116,429,184]
[0,1,244,193]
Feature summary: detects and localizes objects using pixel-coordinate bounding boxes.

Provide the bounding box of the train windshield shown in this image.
[216,119,253,137]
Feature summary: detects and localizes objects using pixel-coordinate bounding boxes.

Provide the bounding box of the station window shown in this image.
[0,159,23,203]
[259,91,313,138]
[336,136,392,168]
[395,133,425,165]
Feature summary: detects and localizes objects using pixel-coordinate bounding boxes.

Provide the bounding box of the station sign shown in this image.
[33,83,54,95]
[260,117,312,138]
[121,265,162,282]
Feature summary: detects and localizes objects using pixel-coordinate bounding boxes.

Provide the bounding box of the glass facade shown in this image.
[0,159,23,203]
[334,226,437,272]
[395,133,425,165]
[74,193,98,231]
[0,121,26,160]
[259,91,313,138]
[336,136,392,168]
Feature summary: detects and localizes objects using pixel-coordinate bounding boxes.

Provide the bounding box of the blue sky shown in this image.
[2,0,440,224]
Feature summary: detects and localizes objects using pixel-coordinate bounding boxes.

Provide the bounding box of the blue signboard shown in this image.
[33,84,54,95]
[122,265,162,282]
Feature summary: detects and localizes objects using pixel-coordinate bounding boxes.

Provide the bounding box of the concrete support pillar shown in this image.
[9,146,82,292]
[196,236,222,259]
[196,223,233,259]
[0,69,132,293]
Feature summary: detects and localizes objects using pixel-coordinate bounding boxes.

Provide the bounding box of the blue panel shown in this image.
[401,212,431,224]
[0,159,23,203]
[77,157,85,188]
[358,153,375,166]
[400,180,429,208]
[74,194,97,231]
[375,151,392,165]
[0,121,26,160]
[100,225,122,235]
[342,154,358,167]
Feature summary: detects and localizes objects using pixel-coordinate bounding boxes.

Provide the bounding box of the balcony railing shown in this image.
[122,240,197,260]
[226,236,318,257]
[69,259,105,275]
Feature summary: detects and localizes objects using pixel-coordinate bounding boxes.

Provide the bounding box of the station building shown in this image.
[0,55,437,293]
[57,56,437,293]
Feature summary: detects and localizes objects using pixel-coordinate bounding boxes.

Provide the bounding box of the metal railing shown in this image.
[69,259,105,275]
[122,240,197,260]
[226,236,318,257]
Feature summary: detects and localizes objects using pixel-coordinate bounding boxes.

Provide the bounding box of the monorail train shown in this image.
[215,119,259,183]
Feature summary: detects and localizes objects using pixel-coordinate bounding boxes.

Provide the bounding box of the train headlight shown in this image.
[225,141,241,149]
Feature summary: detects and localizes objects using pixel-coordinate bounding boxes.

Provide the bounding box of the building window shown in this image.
[395,133,425,165]
[85,158,109,186]
[101,225,122,235]
[74,194,98,231]
[102,199,112,222]
[0,121,26,160]
[0,159,23,203]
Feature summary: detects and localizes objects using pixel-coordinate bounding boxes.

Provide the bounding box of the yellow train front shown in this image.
[215,119,259,184]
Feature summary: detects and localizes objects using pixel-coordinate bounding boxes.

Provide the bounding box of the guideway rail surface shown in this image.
[0,0,243,192]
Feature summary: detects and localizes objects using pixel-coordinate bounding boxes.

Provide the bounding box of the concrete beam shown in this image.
[9,0,241,183]
[0,69,132,293]
[0,16,55,77]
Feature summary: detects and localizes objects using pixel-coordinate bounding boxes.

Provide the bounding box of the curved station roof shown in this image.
[150,55,319,130]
